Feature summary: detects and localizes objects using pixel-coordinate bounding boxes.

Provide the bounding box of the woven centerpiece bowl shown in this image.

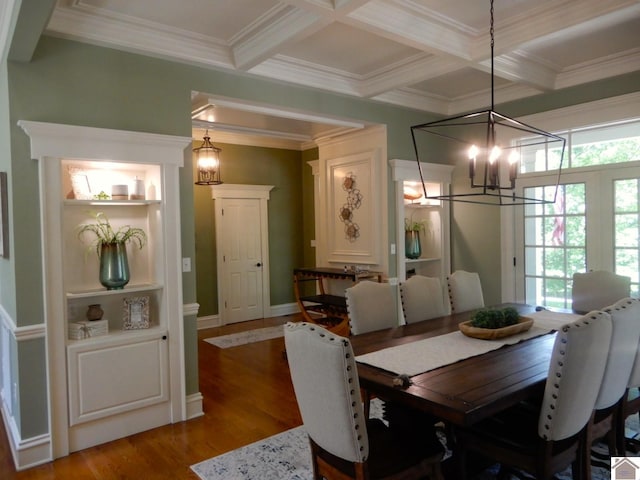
[459,316,533,340]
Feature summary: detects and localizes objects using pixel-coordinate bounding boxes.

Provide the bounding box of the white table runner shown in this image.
[355,310,579,376]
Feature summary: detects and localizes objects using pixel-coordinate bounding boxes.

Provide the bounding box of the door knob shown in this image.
[256,262,262,267]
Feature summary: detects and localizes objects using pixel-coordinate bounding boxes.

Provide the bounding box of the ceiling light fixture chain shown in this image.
[490,0,495,110]
[410,0,566,206]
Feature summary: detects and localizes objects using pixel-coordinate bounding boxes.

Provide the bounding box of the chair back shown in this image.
[447,270,484,313]
[284,322,368,462]
[571,270,630,314]
[400,275,446,323]
[538,311,612,441]
[345,281,397,335]
[596,298,640,408]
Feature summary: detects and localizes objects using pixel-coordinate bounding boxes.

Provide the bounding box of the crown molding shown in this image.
[556,48,640,90]
[46,7,234,70]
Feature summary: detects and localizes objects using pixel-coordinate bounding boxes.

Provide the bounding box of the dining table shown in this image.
[352,304,580,427]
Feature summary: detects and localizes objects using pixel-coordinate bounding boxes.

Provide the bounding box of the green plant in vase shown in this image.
[77,212,147,289]
[404,215,429,260]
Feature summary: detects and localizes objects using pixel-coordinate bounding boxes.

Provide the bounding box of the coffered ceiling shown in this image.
[45,0,640,146]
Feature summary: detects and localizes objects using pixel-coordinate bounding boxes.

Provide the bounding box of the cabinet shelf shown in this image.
[405,202,441,209]
[64,199,161,207]
[405,257,440,264]
[66,282,162,299]
[67,325,166,347]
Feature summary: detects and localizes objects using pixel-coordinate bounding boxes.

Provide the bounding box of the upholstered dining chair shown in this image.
[345,281,398,335]
[399,275,447,323]
[618,299,640,454]
[571,270,630,314]
[447,270,484,314]
[455,311,612,480]
[284,322,444,480]
[587,298,640,462]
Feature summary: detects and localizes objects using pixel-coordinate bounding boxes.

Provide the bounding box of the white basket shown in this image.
[68,319,109,340]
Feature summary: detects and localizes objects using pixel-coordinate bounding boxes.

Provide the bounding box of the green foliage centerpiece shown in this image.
[77,212,147,289]
[460,306,533,340]
[469,306,520,329]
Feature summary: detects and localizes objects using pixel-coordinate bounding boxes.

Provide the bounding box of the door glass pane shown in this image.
[523,183,586,308]
[614,178,640,296]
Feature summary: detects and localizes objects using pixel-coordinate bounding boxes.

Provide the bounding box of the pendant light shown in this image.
[411,0,566,205]
[194,130,222,185]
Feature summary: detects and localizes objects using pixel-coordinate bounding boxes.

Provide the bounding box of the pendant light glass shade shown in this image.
[194,131,222,185]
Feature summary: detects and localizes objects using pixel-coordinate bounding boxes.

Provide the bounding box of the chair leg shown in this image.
[309,438,323,480]
[362,389,371,418]
[453,440,468,480]
[612,404,626,456]
[580,416,594,480]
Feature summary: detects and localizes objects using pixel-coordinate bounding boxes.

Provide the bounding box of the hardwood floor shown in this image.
[1,314,304,479]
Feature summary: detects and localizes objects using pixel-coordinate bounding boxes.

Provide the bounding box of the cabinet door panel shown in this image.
[68,336,169,426]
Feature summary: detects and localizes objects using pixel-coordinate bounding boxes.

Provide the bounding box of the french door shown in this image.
[514,164,640,308]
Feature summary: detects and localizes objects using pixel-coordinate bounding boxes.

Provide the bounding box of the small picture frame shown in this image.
[0,172,8,258]
[68,166,92,200]
[123,296,150,330]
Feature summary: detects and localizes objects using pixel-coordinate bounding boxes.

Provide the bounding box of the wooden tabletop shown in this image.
[352,304,557,426]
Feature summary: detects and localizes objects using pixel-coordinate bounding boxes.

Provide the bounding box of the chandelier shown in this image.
[411,0,565,206]
[194,130,223,185]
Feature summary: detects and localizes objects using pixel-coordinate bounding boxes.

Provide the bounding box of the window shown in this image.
[513,118,640,308]
[615,178,640,296]
[520,118,640,173]
[523,183,586,308]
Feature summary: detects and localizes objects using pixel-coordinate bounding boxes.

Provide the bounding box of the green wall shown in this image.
[194,142,306,316]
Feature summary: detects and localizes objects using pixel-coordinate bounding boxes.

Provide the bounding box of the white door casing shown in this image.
[212,184,274,324]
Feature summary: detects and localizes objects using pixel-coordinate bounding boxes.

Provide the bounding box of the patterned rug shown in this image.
[203,325,284,349]
[191,399,617,480]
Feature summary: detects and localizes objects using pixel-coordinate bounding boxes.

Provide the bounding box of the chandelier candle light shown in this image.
[411,0,566,206]
[194,130,223,185]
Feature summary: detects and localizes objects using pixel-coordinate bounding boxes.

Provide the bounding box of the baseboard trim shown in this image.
[269,302,299,318]
[196,315,220,330]
[196,303,301,330]
[185,392,204,420]
[1,398,52,471]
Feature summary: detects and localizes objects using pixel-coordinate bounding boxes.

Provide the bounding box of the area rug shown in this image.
[191,399,615,480]
[203,325,284,349]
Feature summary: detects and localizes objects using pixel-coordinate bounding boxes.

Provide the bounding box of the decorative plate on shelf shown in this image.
[459,317,534,340]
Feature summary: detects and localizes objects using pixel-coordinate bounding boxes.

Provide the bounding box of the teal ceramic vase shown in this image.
[405,230,422,259]
[99,242,130,290]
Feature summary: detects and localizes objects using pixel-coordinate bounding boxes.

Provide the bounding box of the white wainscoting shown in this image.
[0,302,202,471]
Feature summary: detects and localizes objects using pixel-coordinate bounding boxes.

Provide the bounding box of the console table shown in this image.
[293,267,382,336]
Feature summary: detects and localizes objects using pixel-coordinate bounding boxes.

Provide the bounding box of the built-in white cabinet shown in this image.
[19,121,191,458]
[390,159,453,306]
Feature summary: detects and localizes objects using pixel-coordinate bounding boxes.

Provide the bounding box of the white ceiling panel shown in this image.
[45,0,640,145]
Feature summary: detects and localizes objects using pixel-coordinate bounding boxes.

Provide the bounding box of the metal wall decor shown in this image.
[339,173,363,242]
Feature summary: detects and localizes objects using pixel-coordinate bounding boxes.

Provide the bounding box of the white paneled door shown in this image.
[220,198,264,323]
